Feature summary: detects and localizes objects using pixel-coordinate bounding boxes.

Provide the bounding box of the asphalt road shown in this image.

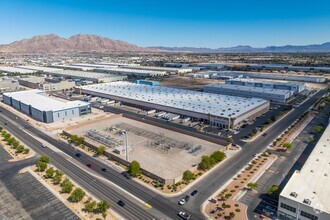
[0,114,166,220]
[174,87,328,212]
[0,86,327,220]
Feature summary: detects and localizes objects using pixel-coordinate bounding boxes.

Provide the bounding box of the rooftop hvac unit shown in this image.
[290,192,298,198]
[303,199,311,205]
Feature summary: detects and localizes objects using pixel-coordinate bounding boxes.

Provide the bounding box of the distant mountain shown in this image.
[1,34,329,53]
[0,34,150,52]
[150,42,330,53]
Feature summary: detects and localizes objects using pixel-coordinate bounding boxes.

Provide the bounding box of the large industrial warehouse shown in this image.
[43,70,127,83]
[79,82,269,129]
[3,90,91,123]
[225,78,306,94]
[278,123,330,220]
[204,83,293,103]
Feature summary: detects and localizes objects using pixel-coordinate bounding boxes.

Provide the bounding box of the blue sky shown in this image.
[0,0,330,48]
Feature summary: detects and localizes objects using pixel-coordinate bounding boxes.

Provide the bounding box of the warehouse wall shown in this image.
[52,108,80,122]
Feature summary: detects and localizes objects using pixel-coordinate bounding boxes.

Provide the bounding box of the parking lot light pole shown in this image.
[123,130,129,162]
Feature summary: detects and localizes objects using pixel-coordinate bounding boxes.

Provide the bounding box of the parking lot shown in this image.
[68,116,227,181]
[0,171,80,220]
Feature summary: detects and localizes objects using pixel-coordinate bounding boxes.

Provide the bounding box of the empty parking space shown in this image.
[0,172,80,220]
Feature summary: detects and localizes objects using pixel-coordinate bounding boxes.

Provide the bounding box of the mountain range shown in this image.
[0,34,329,53]
[150,43,330,53]
[0,34,147,52]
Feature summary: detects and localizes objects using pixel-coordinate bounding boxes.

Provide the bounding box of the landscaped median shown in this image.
[0,126,33,160]
[203,152,277,220]
[30,155,117,220]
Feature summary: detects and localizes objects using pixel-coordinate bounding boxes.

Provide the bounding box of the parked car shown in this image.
[41,144,46,148]
[178,211,191,220]
[86,163,92,168]
[75,153,82,157]
[101,168,107,172]
[262,133,267,137]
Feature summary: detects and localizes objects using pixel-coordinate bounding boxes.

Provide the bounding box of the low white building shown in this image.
[226,78,306,94]
[278,122,330,220]
[3,90,91,123]
[204,83,294,103]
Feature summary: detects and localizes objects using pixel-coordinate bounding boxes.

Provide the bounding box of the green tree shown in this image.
[7,137,16,145]
[61,177,74,193]
[97,145,106,155]
[308,136,315,142]
[97,200,110,213]
[70,188,85,202]
[16,145,24,153]
[283,142,293,149]
[199,156,216,170]
[12,140,20,149]
[1,130,7,136]
[3,133,11,141]
[247,182,258,190]
[128,160,142,177]
[23,148,30,154]
[45,167,55,178]
[84,201,96,212]
[252,129,258,134]
[70,135,78,144]
[0,126,2,131]
[37,161,47,172]
[227,137,233,143]
[183,170,196,181]
[267,185,282,197]
[76,136,85,145]
[210,151,226,163]
[314,125,324,133]
[53,174,62,184]
[39,156,50,164]
[55,170,64,176]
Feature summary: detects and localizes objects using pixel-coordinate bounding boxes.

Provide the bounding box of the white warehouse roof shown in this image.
[4,90,89,112]
[280,123,330,213]
[205,83,293,96]
[80,81,268,119]
[0,66,35,74]
[94,67,167,76]
[45,69,122,80]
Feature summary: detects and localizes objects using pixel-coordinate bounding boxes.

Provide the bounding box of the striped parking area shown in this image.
[0,172,80,220]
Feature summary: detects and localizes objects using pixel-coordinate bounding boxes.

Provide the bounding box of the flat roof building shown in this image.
[3,90,91,123]
[79,82,269,128]
[18,76,76,91]
[122,65,193,74]
[40,70,127,83]
[94,67,167,77]
[278,121,330,220]
[218,71,326,83]
[226,78,306,94]
[204,83,293,103]
[0,66,35,74]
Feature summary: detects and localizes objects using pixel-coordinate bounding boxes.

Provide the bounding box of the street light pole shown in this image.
[123,130,129,162]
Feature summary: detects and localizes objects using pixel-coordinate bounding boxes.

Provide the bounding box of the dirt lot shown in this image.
[68,116,226,182]
[159,75,223,90]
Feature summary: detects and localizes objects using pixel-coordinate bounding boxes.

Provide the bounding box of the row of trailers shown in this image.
[151,111,191,123]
